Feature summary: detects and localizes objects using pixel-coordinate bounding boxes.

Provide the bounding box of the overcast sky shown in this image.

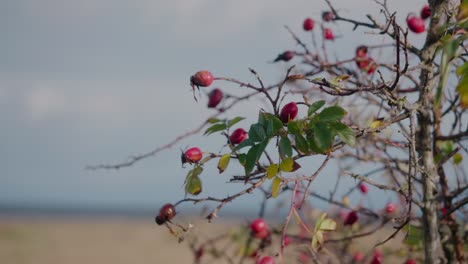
[1,0,432,215]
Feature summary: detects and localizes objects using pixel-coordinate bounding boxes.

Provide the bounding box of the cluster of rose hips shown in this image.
[274,11,338,63]
[190,70,224,108]
[190,71,300,145]
[407,5,431,33]
[353,249,416,263]
[249,218,277,264]
[355,45,377,74]
[303,11,336,40]
[250,218,270,240]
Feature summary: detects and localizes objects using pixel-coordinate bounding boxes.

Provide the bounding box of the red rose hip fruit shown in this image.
[229,128,248,144]
[323,28,334,40]
[191,70,214,87]
[356,57,377,74]
[405,259,417,264]
[370,255,382,264]
[303,18,315,31]
[385,202,396,213]
[273,51,294,62]
[182,147,203,164]
[207,88,223,108]
[421,5,431,19]
[250,218,269,239]
[359,183,368,194]
[344,211,358,225]
[256,256,275,264]
[355,45,368,57]
[279,102,298,123]
[407,15,425,33]
[155,203,176,225]
[353,252,364,262]
[322,11,335,22]
[250,218,267,233]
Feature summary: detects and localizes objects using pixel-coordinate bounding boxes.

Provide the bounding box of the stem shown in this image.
[417,1,452,263]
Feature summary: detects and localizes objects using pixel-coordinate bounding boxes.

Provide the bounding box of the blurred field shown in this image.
[0,215,200,264]
[0,213,416,264]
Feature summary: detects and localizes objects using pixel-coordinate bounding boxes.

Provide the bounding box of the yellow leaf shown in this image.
[460,95,468,109]
[217,154,231,173]
[342,196,350,206]
[458,0,468,20]
[457,73,468,109]
[453,153,463,165]
[271,177,282,198]
[287,74,305,80]
[320,219,337,231]
[370,118,384,129]
[266,164,279,179]
[311,231,323,251]
[279,158,294,172]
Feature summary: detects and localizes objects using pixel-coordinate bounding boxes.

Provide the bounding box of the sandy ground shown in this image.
[0,215,199,264]
[0,214,416,264]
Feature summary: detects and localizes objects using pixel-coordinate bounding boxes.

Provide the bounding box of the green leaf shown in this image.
[270,115,284,133]
[307,132,322,153]
[217,154,231,173]
[207,118,221,124]
[403,224,424,248]
[237,154,247,166]
[457,72,468,108]
[308,100,326,116]
[233,138,254,151]
[279,136,293,158]
[313,122,334,152]
[185,175,202,195]
[260,112,283,136]
[287,121,301,135]
[271,177,282,198]
[204,123,227,135]
[310,213,335,251]
[244,146,259,176]
[439,38,464,107]
[439,141,454,154]
[265,119,274,137]
[244,140,269,175]
[456,62,468,76]
[295,134,309,154]
[258,111,267,126]
[266,164,279,179]
[279,158,294,172]
[249,123,266,142]
[227,117,245,128]
[318,106,346,122]
[185,165,204,195]
[330,122,356,146]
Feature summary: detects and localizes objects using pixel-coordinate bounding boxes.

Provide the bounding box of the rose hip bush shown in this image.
[91,1,468,263]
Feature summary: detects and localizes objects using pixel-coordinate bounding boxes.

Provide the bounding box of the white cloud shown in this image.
[25,85,67,121]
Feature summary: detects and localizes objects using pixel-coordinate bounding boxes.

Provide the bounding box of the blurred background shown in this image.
[1,0,432,263]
